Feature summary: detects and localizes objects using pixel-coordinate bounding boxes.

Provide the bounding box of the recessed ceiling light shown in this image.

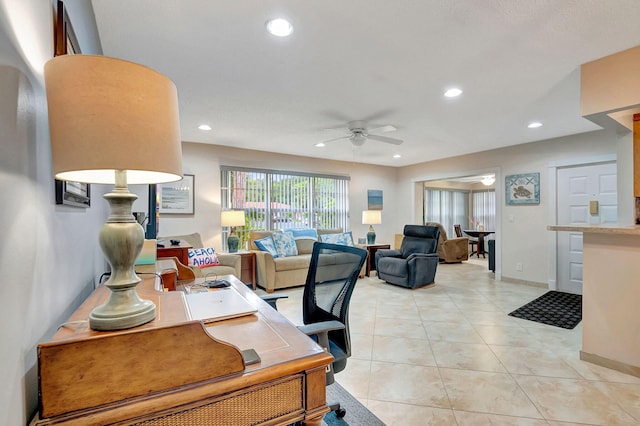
[444,88,463,98]
[528,122,543,128]
[314,142,325,148]
[266,18,293,37]
[393,154,401,159]
[198,124,212,131]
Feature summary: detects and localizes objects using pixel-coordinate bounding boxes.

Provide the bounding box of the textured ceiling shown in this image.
[90,0,640,167]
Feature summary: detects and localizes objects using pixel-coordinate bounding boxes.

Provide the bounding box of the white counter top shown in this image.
[548,224,640,235]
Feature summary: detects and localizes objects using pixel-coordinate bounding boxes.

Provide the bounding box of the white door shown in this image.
[557,162,617,294]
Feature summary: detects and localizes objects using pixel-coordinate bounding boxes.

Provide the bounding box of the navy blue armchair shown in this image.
[375,225,440,288]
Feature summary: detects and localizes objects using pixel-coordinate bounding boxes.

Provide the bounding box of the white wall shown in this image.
[397,128,622,285]
[0,2,107,424]
[154,142,399,249]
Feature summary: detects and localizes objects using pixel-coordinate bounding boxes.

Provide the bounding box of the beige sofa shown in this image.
[159,232,241,279]
[249,228,348,293]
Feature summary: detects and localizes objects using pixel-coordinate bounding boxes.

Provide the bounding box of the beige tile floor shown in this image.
[273,258,640,425]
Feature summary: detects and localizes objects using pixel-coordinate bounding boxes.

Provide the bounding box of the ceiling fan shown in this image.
[316,120,403,147]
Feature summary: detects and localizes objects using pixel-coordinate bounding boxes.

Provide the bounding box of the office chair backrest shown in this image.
[400,225,440,258]
[303,242,367,356]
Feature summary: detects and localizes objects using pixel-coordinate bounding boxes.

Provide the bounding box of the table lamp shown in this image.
[362,210,382,244]
[45,54,183,331]
[221,210,245,253]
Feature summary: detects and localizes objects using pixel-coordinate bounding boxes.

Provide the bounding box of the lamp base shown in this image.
[367,230,376,245]
[89,297,156,331]
[90,177,156,331]
[227,234,239,253]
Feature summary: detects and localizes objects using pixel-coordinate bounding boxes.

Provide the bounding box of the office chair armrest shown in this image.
[260,294,288,310]
[298,320,345,336]
[298,321,345,358]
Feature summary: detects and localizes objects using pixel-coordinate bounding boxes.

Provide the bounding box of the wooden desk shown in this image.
[36,275,332,425]
[157,240,192,265]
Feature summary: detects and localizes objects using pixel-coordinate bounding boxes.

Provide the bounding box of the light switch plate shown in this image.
[589,200,599,215]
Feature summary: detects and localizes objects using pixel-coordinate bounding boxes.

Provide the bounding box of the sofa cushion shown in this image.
[187,247,220,268]
[274,254,312,271]
[286,228,319,255]
[320,231,354,246]
[285,228,318,240]
[272,231,298,257]
[254,236,279,258]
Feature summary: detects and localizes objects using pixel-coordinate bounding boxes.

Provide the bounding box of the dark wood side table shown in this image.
[221,250,256,289]
[157,240,192,265]
[358,243,391,276]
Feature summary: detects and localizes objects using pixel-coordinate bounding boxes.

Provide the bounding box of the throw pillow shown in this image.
[320,231,354,246]
[272,231,299,257]
[285,228,319,241]
[254,236,279,258]
[188,247,220,268]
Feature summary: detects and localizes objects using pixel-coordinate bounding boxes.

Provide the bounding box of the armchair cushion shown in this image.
[187,247,220,268]
[159,232,241,279]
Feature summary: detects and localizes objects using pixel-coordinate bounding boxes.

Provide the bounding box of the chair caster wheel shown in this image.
[336,408,346,418]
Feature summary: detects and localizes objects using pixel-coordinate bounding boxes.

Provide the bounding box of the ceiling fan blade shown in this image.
[368,124,397,133]
[366,134,403,145]
[316,135,350,145]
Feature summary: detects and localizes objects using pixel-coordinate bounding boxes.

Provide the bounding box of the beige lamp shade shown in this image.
[362,210,382,225]
[44,54,183,184]
[221,210,246,227]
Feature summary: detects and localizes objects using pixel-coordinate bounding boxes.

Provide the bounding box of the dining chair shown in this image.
[454,224,478,257]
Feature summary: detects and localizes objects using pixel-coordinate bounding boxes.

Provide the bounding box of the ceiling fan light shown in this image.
[266,18,293,37]
[350,134,367,146]
[481,175,495,186]
[444,88,463,98]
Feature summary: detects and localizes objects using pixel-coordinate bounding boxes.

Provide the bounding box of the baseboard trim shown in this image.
[580,351,640,378]
[500,276,548,289]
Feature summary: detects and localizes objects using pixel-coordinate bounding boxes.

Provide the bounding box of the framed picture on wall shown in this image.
[505,172,540,205]
[367,189,383,210]
[55,0,81,56]
[55,179,90,208]
[159,174,195,214]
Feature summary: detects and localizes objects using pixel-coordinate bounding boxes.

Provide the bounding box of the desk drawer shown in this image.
[130,376,304,426]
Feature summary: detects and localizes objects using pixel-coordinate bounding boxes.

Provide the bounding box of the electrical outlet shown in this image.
[516,262,523,272]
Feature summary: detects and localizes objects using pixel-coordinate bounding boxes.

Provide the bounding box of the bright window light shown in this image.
[266,18,293,37]
[444,88,463,98]
[198,124,212,131]
[528,122,543,128]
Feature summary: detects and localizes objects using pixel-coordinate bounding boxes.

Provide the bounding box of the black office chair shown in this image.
[264,242,367,419]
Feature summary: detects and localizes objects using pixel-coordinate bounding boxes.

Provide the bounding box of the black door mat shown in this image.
[508,291,582,329]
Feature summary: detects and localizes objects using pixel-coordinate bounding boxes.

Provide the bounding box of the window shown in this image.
[221,167,350,249]
[424,188,468,236]
[424,187,496,235]
[472,190,496,231]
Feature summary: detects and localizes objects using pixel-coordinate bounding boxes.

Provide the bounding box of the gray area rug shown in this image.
[323,382,386,426]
